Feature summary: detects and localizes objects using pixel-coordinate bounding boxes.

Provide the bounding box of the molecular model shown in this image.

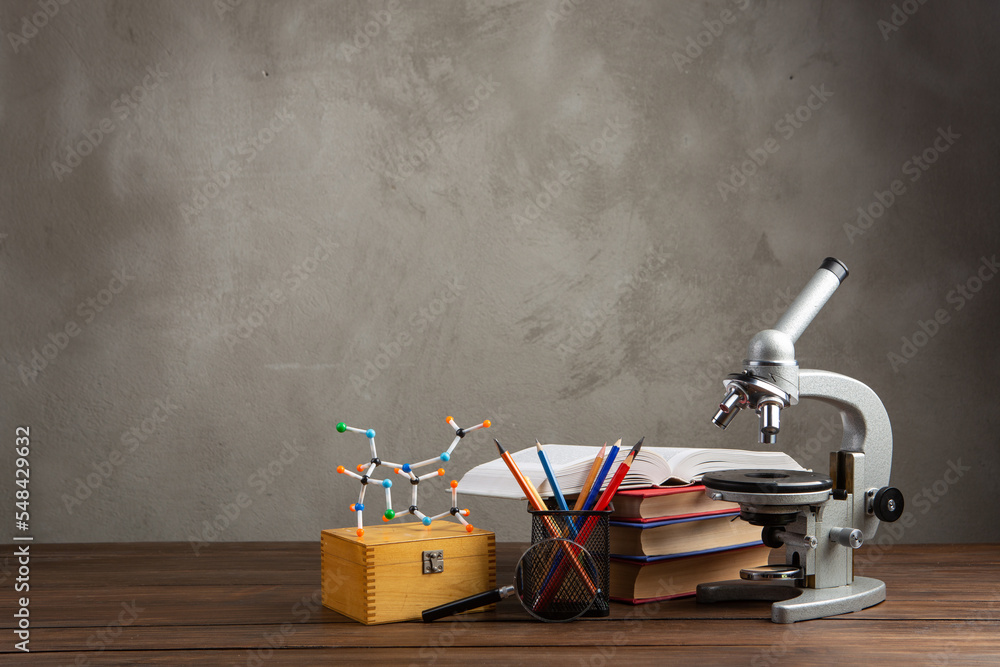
[335,416,490,537]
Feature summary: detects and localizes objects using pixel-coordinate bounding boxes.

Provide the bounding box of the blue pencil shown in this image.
[535,441,569,511]
[581,438,621,511]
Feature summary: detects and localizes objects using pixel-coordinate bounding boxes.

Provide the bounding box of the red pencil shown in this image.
[594,436,644,512]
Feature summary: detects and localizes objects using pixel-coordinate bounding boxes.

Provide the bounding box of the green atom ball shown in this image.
[384,509,395,520]
[336,422,347,433]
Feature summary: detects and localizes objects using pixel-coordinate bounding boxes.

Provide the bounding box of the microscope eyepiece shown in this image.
[820,257,849,284]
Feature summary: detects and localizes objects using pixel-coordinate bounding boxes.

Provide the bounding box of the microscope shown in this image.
[696,258,904,623]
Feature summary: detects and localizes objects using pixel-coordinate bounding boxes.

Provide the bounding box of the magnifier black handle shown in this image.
[422,585,515,622]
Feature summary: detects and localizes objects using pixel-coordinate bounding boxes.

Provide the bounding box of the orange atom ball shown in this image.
[462,509,470,516]
[483,420,491,428]
[356,528,365,537]
[357,464,366,472]
[446,416,453,423]
[437,468,445,476]
[382,516,390,522]
[349,504,356,511]
[465,524,474,532]
[450,480,458,489]
[394,468,401,474]
[337,466,345,474]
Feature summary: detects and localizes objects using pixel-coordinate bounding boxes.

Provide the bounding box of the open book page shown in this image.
[459,444,805,499]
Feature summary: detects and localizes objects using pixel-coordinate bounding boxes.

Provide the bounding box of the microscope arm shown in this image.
[799,368,893,540]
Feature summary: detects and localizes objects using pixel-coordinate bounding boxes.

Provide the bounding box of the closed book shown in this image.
[610,544,772,603]
[610,484,740,521]
[609,513,761,557]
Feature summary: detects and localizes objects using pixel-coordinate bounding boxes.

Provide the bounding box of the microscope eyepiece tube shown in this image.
[772,257,849,344]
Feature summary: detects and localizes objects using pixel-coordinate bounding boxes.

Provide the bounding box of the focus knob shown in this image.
[873,487,904,522]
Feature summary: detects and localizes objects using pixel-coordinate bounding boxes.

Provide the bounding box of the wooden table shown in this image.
[3,542,998,665]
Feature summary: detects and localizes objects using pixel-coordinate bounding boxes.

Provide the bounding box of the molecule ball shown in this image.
[440,452,450,462]
[382,479,392,488]
[465,524,474,532]
[336,422,347,433]
[366,428,376,438]
[483,420,491,428]
[349,504,356,512]
[356,528,364,537]
[450,480,458,489]
[422,517,432,526]
[437,468,445,476]
[384,509,395,520]
[337,466,345,474]
[401,463,411,473]
[357,464,366,472]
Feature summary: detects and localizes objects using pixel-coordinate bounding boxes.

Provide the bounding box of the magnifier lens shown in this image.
[514,538,600,622]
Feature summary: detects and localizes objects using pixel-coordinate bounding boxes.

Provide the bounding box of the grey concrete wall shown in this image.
[2,0,998,547]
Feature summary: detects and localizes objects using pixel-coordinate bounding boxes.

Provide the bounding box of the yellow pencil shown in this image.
[572,443,607,511]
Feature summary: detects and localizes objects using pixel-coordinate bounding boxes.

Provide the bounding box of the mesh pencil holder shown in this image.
[527,501,612,618]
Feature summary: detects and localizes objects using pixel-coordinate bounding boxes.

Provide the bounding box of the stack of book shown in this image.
[608,485,770,603]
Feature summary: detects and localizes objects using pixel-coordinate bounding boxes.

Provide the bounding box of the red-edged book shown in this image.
[610,543,771,603]
[610,484,740,522]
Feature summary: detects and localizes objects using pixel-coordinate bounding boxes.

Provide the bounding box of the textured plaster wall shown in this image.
[2,0,998,546]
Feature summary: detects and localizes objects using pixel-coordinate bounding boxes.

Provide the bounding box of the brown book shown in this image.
[610,513,762,557]
[610,544,771,602]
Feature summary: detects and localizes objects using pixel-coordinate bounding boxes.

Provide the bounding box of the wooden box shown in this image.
[321,523,496,625]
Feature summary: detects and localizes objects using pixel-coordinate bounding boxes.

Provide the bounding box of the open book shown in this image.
[459,444,806,499]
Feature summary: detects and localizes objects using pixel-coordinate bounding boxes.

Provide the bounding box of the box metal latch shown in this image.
[422,550,444,574]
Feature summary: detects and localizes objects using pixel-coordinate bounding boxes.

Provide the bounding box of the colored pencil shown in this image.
[535,438,646,609]
[572,443,606,511]
[494,439,597,597]
[593,437,644,511]
[581,439,621,511]
[494,439,545,509]
[535,440,569,511]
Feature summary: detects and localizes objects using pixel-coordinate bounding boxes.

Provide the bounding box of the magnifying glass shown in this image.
[422,538,601,623]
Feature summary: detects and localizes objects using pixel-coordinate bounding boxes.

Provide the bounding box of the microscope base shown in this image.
[696,576,886,623]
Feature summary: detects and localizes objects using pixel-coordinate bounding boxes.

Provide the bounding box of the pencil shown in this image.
[572,443,606,511]
[494,439,597,597]
[494,439,545,509]
[535,440,569,511]
[535,437,646,609]
[593,437,644,512]
[581,438,621,511]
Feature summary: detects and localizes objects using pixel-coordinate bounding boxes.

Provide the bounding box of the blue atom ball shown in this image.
[382,479,392,488]
[402,463,411,473]
[366,429,375,438]
[440,452,450,462]
[355,503,365,511]
[422,517,432,526]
